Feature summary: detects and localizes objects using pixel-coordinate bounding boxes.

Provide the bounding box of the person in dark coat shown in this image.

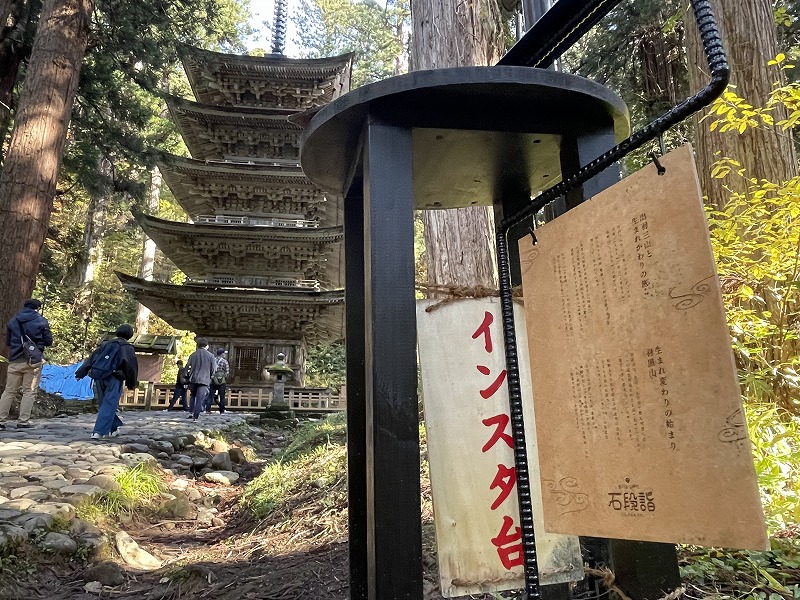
[207,348,229,414]
[165,359,190,411]
[0,299,53,429]
[185,337,216,421]
[76,324,138,439]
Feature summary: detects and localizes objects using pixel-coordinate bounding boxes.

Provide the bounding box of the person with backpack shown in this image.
[76,324,138,439]
[164,359,190,411]
[207,348,229,414]
[185,337,215,421]
[0,299,53,429]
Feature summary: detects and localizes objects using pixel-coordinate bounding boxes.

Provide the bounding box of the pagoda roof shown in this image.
[166,96,301,162]
[117,273,344,342]
[179,45,353,109]
[158,155,330,220]
[137,213,343,282]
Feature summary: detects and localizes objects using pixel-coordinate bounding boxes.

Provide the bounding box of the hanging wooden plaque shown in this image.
[518,145,767,549]
[418,299,583,598]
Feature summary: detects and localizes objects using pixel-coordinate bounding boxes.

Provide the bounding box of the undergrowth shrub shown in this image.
[76,462,165,521]
[747,404,800,533]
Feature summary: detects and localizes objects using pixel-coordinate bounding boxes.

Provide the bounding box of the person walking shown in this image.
[164,359,189,411]
[76,325,138,439]
[186,337,215,421]
[207,348,229,414]
[0,299,53,429]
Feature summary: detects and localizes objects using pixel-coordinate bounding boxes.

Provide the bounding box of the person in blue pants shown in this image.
[76,324,139,439]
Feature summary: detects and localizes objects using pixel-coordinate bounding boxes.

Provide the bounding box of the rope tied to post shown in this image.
[584,566,686,600]
[415,282,524,312]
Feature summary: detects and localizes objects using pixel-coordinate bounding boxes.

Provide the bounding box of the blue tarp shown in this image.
[39,362,94,400]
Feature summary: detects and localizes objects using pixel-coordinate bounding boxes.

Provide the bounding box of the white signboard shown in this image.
[418,298,583,598]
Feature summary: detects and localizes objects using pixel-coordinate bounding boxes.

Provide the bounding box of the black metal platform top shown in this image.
[297,66,629,207]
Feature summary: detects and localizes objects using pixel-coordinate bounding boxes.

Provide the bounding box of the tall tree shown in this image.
[687,0,796,207]
[135,165,161,333]
[411,0,507,290]
[0,0,93,362]
[295,0,409,87]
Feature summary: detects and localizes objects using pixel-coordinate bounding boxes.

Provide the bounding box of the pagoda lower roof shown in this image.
[179,45,353,110]
[158,155,331,221]
[137,213,343,280]
[117,273,344,342]
[166,96,302,162]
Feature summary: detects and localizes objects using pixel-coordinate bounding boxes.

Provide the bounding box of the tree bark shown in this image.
[687,0,796,207]
[0,0,93,362]
[0,0,33,157]
[135,165,162,333]
[411,0,505,290]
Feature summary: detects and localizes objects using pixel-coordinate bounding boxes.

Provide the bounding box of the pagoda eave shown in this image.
[179,45,353,109]
[137,213,343,243]
[117,273,344,342]
[136,214,342,280]
[166,96,302,162]
[158,155,330,220]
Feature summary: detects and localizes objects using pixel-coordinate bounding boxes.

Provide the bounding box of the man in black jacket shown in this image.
[76,324,138,439]
[0,299,53,429]
[164,359,189,411]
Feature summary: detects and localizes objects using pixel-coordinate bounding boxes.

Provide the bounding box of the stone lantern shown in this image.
[265,352,294,405]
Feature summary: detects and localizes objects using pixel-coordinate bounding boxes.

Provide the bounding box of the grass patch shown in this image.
[242,414,347,544]
[280,412,346,461]
[76,462,165,522]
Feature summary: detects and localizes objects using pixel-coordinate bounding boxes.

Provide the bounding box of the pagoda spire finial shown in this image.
[271,0,288,55]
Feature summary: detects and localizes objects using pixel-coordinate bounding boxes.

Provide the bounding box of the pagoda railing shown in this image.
[121,383,347,412]
[195,214,318,228]
[189,275,319,288]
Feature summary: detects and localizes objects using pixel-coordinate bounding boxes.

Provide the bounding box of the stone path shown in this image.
[0,411,266,565]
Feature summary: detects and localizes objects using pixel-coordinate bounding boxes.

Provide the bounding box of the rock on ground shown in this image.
[203,471,239,485]
[115,530,162,570]
[83,561,125,586]
[41,532,78,553]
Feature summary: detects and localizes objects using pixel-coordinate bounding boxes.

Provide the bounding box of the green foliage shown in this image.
[294,0,409,87]
[23,0,252,367]
[243,413,346,519]
[704,75,800,414]
[304,342,346,389]
[747,404,800,532]
[680,538,800,599]
[561,0,691,171]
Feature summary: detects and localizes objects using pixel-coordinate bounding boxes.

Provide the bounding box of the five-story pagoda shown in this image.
[118,34,352,389]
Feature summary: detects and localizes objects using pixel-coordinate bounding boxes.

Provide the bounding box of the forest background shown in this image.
[0,0,798,564]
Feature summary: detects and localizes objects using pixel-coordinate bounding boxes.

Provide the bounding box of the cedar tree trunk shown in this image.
[687,0,796,207]
[411,0,506,290]
[0,0,93,366]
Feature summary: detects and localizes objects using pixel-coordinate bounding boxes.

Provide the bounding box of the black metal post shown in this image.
[357,114,423,599]
[345,178,368,600]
